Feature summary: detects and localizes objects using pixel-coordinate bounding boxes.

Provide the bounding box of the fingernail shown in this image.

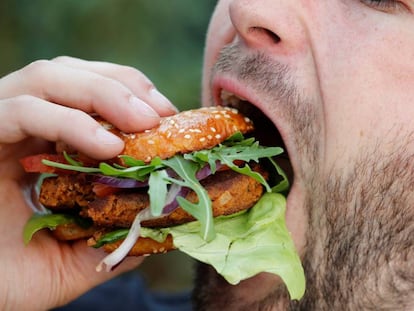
[149,88,178,113]
[96,127,123,145]
[129,96,160,118]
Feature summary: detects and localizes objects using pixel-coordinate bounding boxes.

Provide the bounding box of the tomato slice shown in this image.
[92,184,120,197]
[19,154,67,173]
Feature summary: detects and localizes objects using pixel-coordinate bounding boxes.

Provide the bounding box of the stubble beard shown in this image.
[192,43,414,310]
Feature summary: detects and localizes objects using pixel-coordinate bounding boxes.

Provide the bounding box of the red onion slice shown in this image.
[90,175,148,188]
[162,186,190,214]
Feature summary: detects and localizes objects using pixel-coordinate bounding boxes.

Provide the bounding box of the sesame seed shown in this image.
[184,134,191,139]
[224,114,231,118]
[148,139,155,145]
[178,129,185,133]
[166,131,172,138]
[215,134,222,139]
[199,137,206,142]
[214,114,221,119]
[144,129,151,133]
[244,117,251,123]
[129,134,136,139]
[207,135,213,140]
[170,119,176,125]
[210,127,217,132]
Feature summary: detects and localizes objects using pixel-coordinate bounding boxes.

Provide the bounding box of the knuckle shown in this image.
[61,106,86,122]
[52,55,73,63]
[118,65,154,89]
[21,59,51,77]
[12,94,35,107]
[19,60,53,96]
[93,75,134,102]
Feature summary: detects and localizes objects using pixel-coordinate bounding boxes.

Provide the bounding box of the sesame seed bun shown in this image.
[101,106,254,163]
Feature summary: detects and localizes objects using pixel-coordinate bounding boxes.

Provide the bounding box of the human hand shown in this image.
[0,57,177,310]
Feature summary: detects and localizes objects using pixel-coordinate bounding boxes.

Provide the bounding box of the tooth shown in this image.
[220,90,233,101]
[220,90,247,105]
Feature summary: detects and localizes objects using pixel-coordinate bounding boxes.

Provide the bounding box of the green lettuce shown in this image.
[23,213,91,245]
[142,192,305,300]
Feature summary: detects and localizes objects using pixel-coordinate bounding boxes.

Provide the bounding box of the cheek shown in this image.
[314,13,414,166]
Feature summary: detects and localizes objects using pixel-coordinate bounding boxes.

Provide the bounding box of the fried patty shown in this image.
[40,168,265,229]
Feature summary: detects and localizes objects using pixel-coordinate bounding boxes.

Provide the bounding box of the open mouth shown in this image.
[219,90,294,187]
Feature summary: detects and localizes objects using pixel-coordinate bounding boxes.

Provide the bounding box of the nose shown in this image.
[229,0,305,53]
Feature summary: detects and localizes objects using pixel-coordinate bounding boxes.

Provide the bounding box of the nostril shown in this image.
[249,27,281,44]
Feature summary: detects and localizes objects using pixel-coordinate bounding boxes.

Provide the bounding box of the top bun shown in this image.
[105,106,254,162]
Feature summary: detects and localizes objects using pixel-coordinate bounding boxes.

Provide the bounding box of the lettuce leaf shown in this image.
[23,214,89,245]
[140,192,305,300]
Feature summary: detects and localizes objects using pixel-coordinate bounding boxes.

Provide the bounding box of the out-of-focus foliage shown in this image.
[0,0,216,110]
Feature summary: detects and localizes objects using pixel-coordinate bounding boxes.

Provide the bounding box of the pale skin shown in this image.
[0,57,177,310]
[2,0,414,310]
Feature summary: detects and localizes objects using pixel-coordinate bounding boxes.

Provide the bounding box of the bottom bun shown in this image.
[99,235,175,256]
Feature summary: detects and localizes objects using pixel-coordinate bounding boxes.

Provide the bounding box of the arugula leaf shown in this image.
[269,157,290,193]
[186,137,283,191]
[41,159,101,173]
[63,151,83,166]
[92,228,129,248]
[162,156,215,242]
[148,170,169,217]
[99,157,163,181]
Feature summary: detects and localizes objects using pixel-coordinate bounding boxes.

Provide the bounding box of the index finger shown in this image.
[0,60,161,133]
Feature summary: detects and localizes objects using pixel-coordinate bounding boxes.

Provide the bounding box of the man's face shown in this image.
[195,1,414,309]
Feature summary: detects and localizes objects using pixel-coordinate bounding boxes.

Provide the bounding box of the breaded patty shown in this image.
[86,168,264,228]
[39,174,94,209]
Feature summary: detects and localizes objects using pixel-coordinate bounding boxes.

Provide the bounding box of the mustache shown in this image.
[213,43,293,100]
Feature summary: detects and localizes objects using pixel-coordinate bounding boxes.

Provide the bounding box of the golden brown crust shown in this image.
[39,175,94,209]
[103,106,253,162]
[53,224,175,256]
[52,223,97,240]
[100,235,175,256]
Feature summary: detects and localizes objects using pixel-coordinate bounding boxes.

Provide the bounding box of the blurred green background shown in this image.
[1,0,217,292]
[0,0,217,110]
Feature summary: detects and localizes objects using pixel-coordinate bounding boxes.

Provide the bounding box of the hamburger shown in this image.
[21,106,305,300]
